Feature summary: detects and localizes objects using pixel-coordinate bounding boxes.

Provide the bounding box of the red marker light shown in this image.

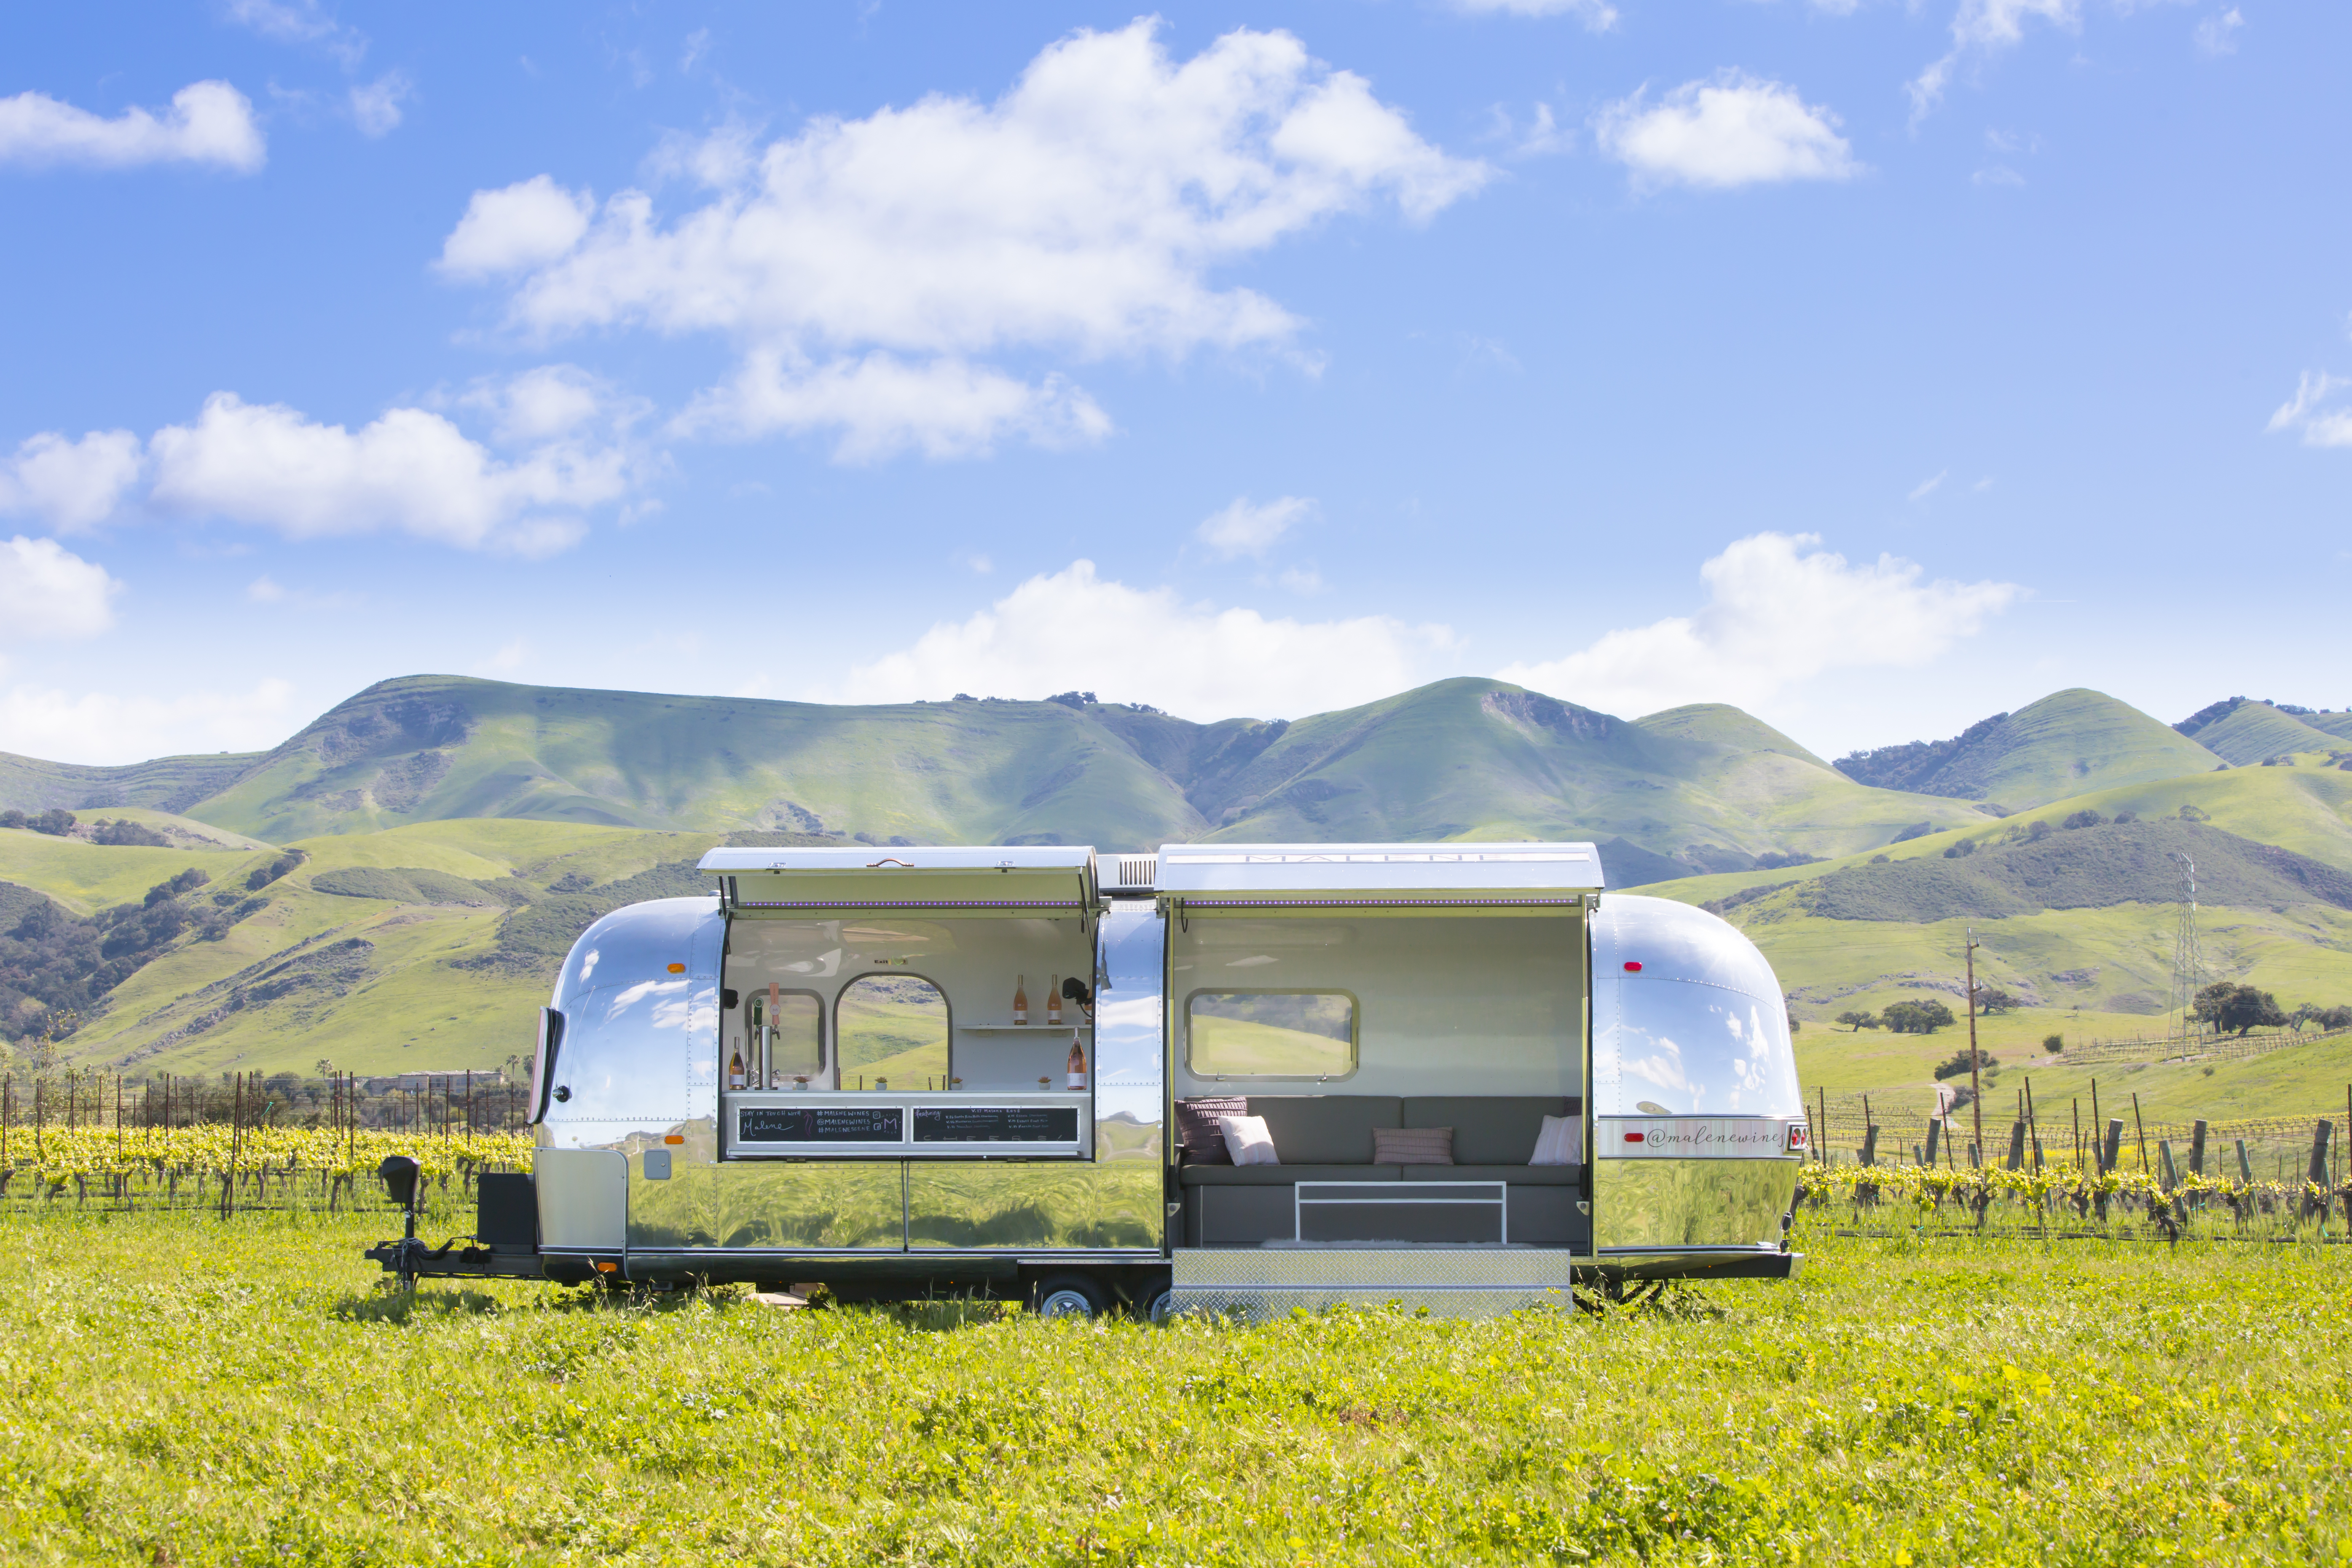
[1623,960,1643,972]
[1623,1132,1646,1143]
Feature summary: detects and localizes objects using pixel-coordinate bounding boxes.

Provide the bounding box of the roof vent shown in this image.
[1105,853,1159,892]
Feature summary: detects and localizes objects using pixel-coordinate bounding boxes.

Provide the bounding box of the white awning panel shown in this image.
[701,844,1097,912]
[1155,841,1604,908]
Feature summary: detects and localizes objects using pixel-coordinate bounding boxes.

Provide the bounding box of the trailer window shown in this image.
[837,974,952,1089]
[743,990,824,1088]
[1186,991,1356,1079]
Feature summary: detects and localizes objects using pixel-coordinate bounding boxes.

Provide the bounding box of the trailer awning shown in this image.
[1155,841,1603,912]
[700,844,1098,914]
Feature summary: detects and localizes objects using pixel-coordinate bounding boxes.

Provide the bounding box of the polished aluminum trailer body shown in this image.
[394,840,1803,1315]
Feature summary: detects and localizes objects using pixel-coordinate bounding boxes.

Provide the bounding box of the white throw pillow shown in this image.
[1530,1114,1582,1166]
[1218,1114,1280,1166]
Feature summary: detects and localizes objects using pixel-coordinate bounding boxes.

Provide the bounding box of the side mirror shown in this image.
[378,1155,421,1208]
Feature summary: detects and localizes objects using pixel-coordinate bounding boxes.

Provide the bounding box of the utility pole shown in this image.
[1966,927,1985,1166]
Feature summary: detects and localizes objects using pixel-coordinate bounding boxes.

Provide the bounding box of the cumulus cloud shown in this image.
[835,560,1458,719]
[1910,0,2078,121]
[442,20,1486,460]
[437,174,595,279]
[0,677,298,765]
[0,80,265,172]
[0,430,143,531]
[1596,73,1860,189]
[679,350,1113,461]
[148,382,633,555]
[2266,372,2352,448]
[349,71,412,137]
[1496,533,2020,718]
[2194,8,2244,56]
[1450,0,1619,29]
[1197,495,1315,560]
[0,536,121,640]
[224,0,368,67]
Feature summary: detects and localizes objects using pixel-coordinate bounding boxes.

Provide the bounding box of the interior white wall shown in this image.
[1170,914,1585,1099]
[721,914,1097,1092]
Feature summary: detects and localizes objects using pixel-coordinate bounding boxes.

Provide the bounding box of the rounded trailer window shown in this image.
[836,974,951,1088]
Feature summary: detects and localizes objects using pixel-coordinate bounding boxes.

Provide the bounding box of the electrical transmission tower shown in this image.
[2168,852,2202,1043]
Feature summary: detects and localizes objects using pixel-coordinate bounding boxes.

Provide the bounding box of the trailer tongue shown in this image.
[370,841,1803,1313]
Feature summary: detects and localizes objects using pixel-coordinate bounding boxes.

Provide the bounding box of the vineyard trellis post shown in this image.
[2133,1094,2151,1176]
[2190,1119,2209,1178]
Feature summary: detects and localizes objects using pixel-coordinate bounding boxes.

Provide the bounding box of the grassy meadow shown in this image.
[3,1208,2349,1565]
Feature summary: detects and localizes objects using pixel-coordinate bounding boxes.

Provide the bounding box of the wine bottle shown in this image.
[1046,975,1062,1027]
[728,1045,746,1091]
[1013,973,1028,1026]
[1065,1031,1086,1091]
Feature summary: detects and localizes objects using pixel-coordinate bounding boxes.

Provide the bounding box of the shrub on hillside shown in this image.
[91,818,171,847]
[2113,810,2137,824]
[2062,809,2105,829]
[1974,986,2018,1014]
[247,852,303,891]
[2178,803,2210,822]
[2024,820,2053,842]
[2043,1033,2064,1052]
[1886,999,1958,1035]
[0,809,75,836]
[1835,1010,1881,1031]
[1892,823,1934,844]
[1943,839,1978,860]
[1931,1045,1997,1079]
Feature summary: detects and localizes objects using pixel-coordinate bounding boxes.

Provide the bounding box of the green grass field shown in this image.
[3,1210,2349,1564]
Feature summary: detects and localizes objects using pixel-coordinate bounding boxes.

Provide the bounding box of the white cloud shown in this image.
[476,636,528,674]
[2266,372,2352,448]
[0,536,121,640]
[1197,495,1315,560]
[1907,469,1948,501]
[225,0,368,67]
[680,349,1113,461]
[836,560,1457,719]
[246,575,284,603]
[437,175,595,279]
[1910,0,2079,121]
[0,80,265,172]
[1450,0,1619,30]
[0,677,297,765]
[349,72,412,137]
[0,430,143,531]
[2194,8,2243,57]
[445,20,1486,460]
[1596,73,1861,190]
[1496,532,2021,718]
[147,386,631,555]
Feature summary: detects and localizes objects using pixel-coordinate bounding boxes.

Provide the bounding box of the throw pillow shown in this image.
[1218,1114,1280,1166]
[1530,1114,1583,1166]
[1175,1096,1248,1163]
[1373,1125,1454,1165]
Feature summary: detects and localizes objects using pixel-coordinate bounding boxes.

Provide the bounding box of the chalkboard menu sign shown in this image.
[740,1105,905,1144]
[914,1105,1081,1144]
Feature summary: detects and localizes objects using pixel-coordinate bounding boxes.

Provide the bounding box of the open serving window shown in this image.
[701,846,1102,1158]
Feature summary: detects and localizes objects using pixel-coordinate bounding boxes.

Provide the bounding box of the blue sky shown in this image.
[1,0,2344,766]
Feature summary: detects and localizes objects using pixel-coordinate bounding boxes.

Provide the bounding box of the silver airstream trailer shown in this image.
[373,842,1807,1317]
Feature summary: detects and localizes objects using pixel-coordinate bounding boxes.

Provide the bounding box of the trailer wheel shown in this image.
[1032,1273,1108,1320]
[1140,1284,1178,1325]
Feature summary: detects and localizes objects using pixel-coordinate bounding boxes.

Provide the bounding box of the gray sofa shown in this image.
[1178,1095,1586,1248]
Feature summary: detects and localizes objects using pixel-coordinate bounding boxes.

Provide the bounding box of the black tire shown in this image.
[1139,1283,1178,1325]
[1031,1272,1110,1320]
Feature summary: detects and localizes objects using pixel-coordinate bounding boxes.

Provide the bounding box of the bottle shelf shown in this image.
[960,1024,1092,1034]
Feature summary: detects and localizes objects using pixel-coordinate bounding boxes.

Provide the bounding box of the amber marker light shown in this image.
[667,962,686,973]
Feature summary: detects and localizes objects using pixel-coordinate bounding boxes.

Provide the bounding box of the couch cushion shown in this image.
[1404,1163,1582,1186]
[1372,1125,1454,1165]
[1403,1096,1572,1165]
[1246,1095,1400,1165]
[1182,1163,1402,1187]
[1174,1095,1248,1163]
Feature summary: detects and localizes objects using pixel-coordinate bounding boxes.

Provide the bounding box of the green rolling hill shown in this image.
[4,674,2350,1101]
[2175,697,2347,767]
[1829,688,2223,809]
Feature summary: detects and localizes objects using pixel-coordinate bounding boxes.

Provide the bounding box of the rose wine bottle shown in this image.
[1065,1032,1087,1091]
[1013,974,1028,1026]
[728,1045,746,1091]
[1046,975,1062,1027]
